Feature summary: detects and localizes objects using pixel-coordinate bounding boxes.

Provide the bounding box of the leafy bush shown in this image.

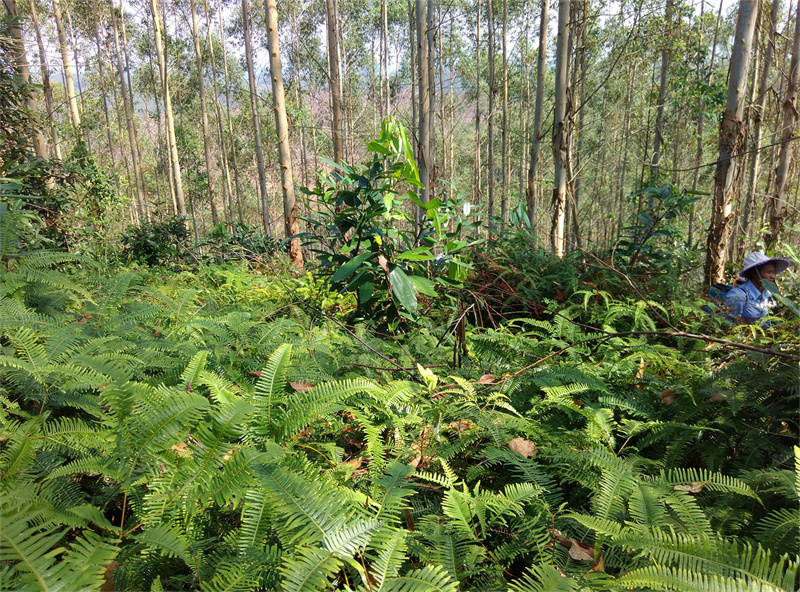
[301,117,480,328]
[120,216,190,266]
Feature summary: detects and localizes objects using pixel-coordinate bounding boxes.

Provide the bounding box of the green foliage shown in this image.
[300,117,480,327]
[618,185,702,272]
[120,216,191,266]
[1,231,797,591]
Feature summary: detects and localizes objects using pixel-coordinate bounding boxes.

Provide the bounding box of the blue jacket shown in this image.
[724,279,771,321]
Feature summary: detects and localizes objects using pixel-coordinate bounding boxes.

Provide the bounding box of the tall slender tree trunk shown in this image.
[52,0,82,133]
[204,0,234,223]
[326,0,344,163]
[4,0,46,158]
[571,0,586,250]
[618,64,634,237]
[743,0,781,239]
[111,2,147,221]
[265,0,302,267]
[766,0,800,247]
[94,28,115,167]
[409,0,417,161]
[189,0,219,225]
[500,0,508,226]
[474,0,482,206]
[29,0,60,158]
[689,0,724,246]
[527,0,549,229]
[242,0,270,232]
[704,0,758,286]
[427,0,436,196]
[217,0,243,221]
[486,0,495,227]
[119,2,146,199]
[551,0,571,257]
[416,0,431,207]
[650,0,673,189]
[382,0,390,116]
[150,0,186,216]
[65,2,92,152]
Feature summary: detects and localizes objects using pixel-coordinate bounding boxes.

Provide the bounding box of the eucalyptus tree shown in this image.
[704,0,757,286]
[767,0,800,247]
[189,0,219,225]
[416,0,431,206]
[551,0,570,257]
[3,0,47,157]
[52,0,82,135]
[743,0,781,240]
[241,0,270,232]
[264,0,302,266]
[326,0,345,163]
[150,0,186,216]
[110,1,147,221]
[526,0,549,229]
[28,0,61,159]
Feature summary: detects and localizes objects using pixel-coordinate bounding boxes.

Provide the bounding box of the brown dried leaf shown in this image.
[378,255,390,276]
[508,437,538,458]
[588,553,605,573]
[171,442,188,454]
[409,427,432,468]
[248,371,262,378]
[343,457,363,469]
[478,374,495,384]
[660,389,679,405]
[449,419,475,433]
[100,562,121,592]
[290,381,316,393]
[708,392,726,403]
[674,482,705,493]
[556,536,595,561]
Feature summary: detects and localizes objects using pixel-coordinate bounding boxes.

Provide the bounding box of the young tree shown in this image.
[766,0,800,247]
[416,0,431,206]
[29,0,61,159]
[52,0,82,134]
[650,0,673,185]
[189,0,219,225]
[150,0,186,216]
[551,0,570,257]
[326,0,344,163]
[110,2,146,220]
[264,0,302,267]
[742,0,781,239]
[704,0,757,286]
[526,0,549,229]
[242,0,270,232]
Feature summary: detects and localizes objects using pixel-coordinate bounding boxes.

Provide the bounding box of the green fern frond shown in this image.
[277,378,381,441]
[365,529,407,590]
[133,524,191,563]
[752,507,800,555]
[372,462,417,524]
[650,468,759,501]
[615,564,790,592]
[249,344,293,439]
[279,545,343,592]
[383,565,458,592]
[180,351,208,391]
[507,563,579,592]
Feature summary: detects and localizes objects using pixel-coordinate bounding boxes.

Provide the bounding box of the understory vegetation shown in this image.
[2,184,799,591]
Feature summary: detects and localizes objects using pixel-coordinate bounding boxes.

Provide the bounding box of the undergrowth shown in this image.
[1,242,798,592]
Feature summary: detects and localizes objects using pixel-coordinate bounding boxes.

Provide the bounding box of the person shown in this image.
[724,251,793,323]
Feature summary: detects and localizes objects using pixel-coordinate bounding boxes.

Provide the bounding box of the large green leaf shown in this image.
[332,252,373,283]
[388,266,418,313]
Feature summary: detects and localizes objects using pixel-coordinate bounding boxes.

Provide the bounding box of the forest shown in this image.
[1,0,800,589]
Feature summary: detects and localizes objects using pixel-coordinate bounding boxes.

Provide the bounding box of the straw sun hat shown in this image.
[738,251,793,277]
